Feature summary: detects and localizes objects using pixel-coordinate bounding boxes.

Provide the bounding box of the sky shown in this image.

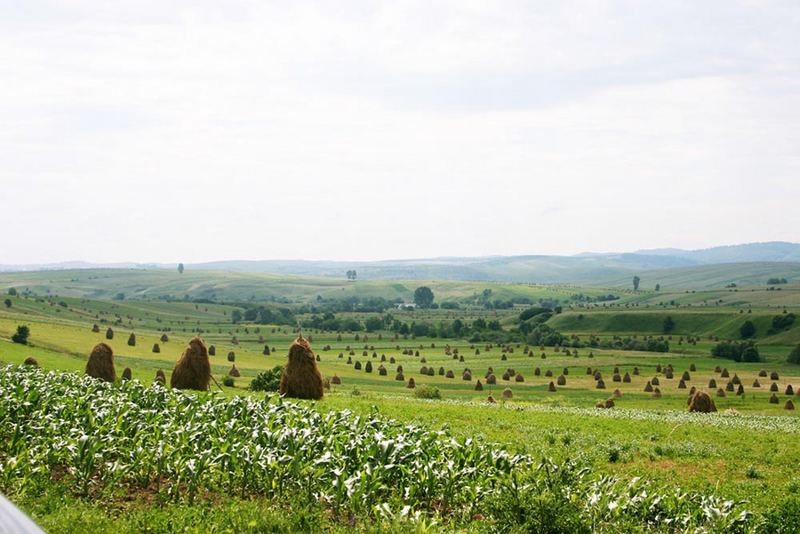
[1,1,799,264]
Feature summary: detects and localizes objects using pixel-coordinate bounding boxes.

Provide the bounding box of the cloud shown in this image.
[0,1,798,262]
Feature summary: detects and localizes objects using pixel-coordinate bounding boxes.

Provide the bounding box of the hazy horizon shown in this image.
[2,1,799,264]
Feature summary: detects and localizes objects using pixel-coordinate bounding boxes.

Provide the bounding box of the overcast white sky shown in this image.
[1,1,799,264]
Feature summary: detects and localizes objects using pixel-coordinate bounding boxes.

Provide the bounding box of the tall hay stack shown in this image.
[122,367,132,381]
[86,342,116,382]
[278,335,323,400]
[154,369,166,385]
[688,391,717,413]
[23,356,39,367]
[170,337,211,391]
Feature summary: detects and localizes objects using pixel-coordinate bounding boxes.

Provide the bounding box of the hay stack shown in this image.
[548,381,557,392]
[786,384,795,396]
[612,373,621,382]
[463,370,472,381]
[771,371,779,380]
[651,377,660,386]
[106,328,114,340]
[714,366,722,373]
[644,381,653,393]
[331,375,341,385]
[92,324,100,333]
[689,386,696,396]
[586,367,593,375]
[86,342,116,382]
[446,370,455,379]
[725,381,734,392]
[633,367,640,375]
[160,333,169,343]
[278,336,323,400]
[545,369,554,377]
[786,400,795,410]
[229,365,240,377]
[613,389,622,398]
[475,379,483,391]
[737,384,744,396]
[716,388,726,397]
[557,375,566,386]
[208,345,216,356]
[487,395,496,403]
[154,369,166,385]
[688,391,717,413]
[378,365,387,376]
[515,373,524,383]
[152,343,160,353]
[502,388,512,399]
[365,361,373,373]
[263,346,271,355]
[596,379,606,389]
[122,367,132,380]
[708,378,717,388]
[652,388,662,399]
[681,371,691,381]
[690,363,696,372]
[486,373,497,384]
[623,372,631,383]
[604,399,615,408]
[23,356,38,367]
[758,369,767,377]
[732,374,741,385]
[395,372,405,381]
[770,382,779,392]
[752,379,761,387]
[535,367,542,376]
[769,393,779,404]
[721,368,729,378]
[678,379,686,389]
[170,337,211,391]
[227,351,236,362]
[407,377,416,389]
[127,333,136,347]
[354,361,362,370]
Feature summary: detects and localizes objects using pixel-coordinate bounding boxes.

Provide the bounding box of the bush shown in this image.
[11,325,30,345]
[761,496,800,533]
[223,376,235,387]
[788,344,800,365]
[712,340,760,362]
[413,384,441,400]
[772,313,796,331]
[249,366,283,392]
[740,320,756,339]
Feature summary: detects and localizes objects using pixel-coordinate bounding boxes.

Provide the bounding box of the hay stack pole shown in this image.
[279,335,324,400]
[170,337,211,391]
[86,342,116,382]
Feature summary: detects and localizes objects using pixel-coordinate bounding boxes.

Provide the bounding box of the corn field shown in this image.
[0,365,765,531]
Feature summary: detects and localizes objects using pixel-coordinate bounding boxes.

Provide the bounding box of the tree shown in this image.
[662,315,675,333]
[231,309,243,324]
[346,270,357,281]
[655,284,660,292]
[740,320,756,339]
[413,286,434,308]
[7,288,17,296]
[178,263,185,274]
[11,325,30,345]
[3,298,11,308]
[632,276,641,291]
[788,344,800,364]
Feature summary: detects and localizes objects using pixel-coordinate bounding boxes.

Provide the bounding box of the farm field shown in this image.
[1,271,800,532]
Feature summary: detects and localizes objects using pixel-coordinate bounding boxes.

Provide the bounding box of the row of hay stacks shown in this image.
[82,335,324,400]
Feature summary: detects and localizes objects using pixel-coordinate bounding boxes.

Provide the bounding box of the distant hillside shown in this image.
[2,242,799,287]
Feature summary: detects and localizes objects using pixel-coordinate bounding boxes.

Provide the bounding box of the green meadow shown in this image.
[1,269,799,531]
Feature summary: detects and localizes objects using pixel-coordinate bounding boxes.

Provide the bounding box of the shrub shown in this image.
[250,366,283,392]
[413,384,441,399]
[739,320,756,339]
[223,376,235,387]
[788,344,800,364]
[711,340,760,362]
[11,325,30,345]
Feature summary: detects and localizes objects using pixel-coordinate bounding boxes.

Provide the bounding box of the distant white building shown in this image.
[396,303,417,309]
